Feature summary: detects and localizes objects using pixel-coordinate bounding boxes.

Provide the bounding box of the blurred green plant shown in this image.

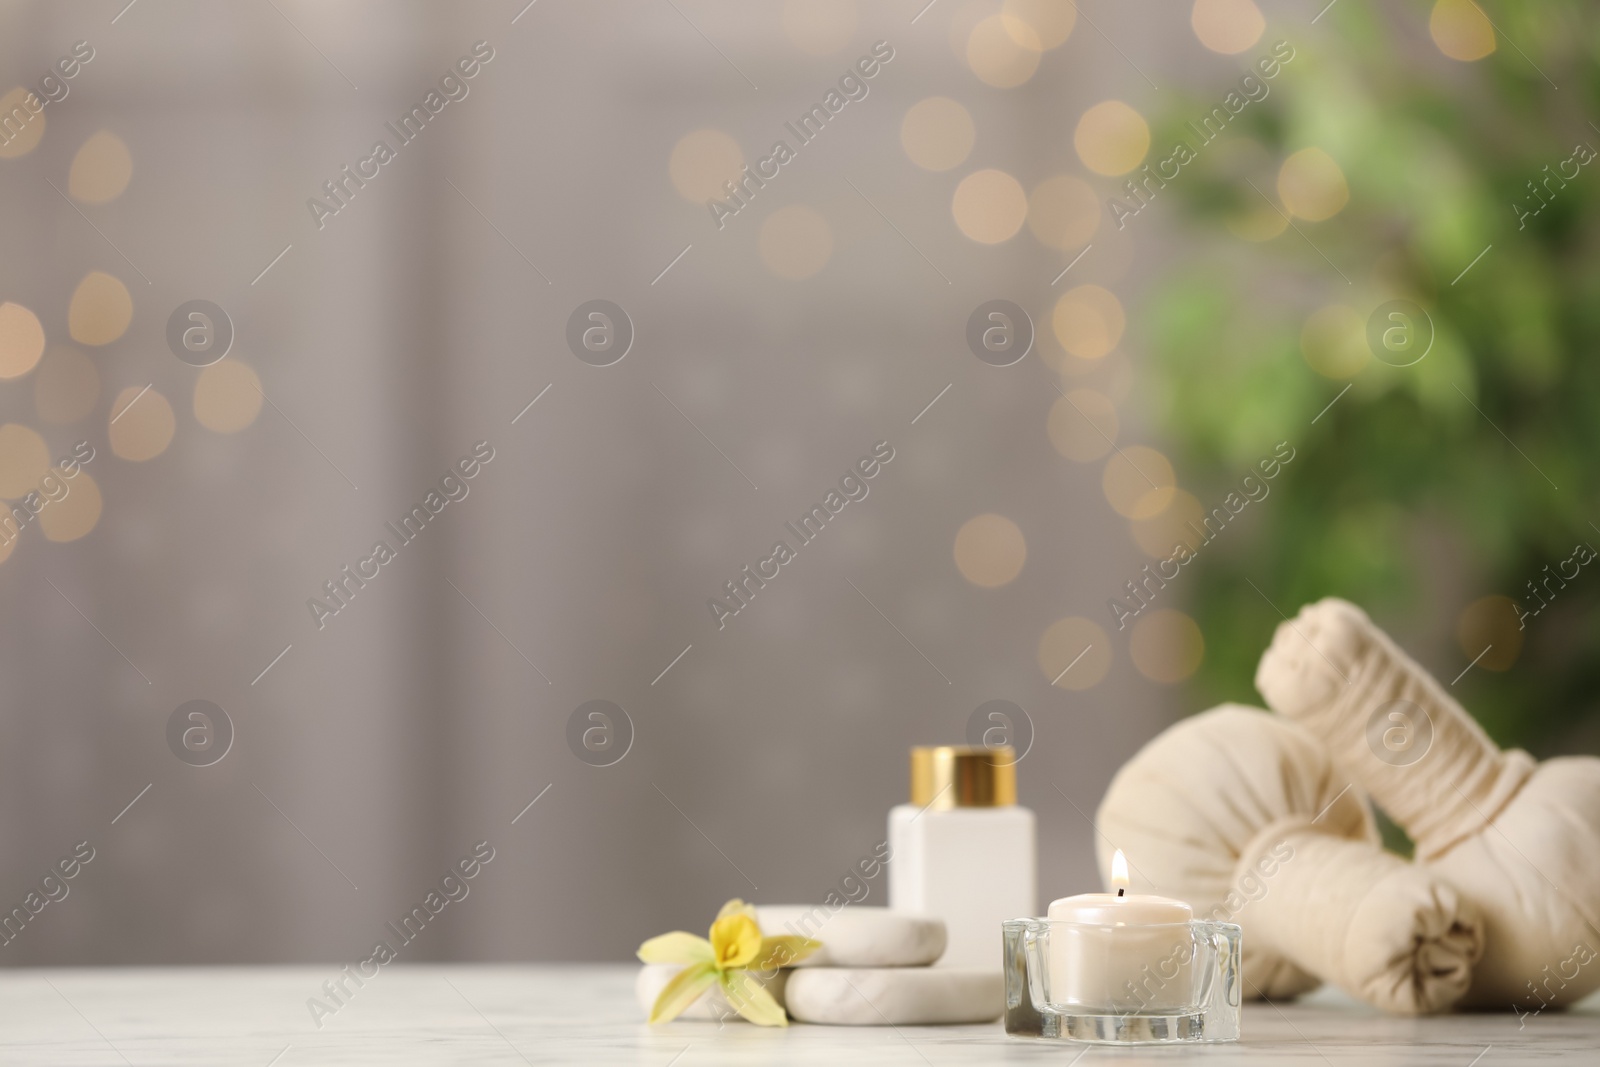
[1139,2,1599,756]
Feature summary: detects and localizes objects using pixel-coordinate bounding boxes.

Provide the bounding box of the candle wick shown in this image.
[1117,888,1125,898]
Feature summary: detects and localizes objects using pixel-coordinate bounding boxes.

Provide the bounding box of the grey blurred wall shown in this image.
[0,0,1212,965]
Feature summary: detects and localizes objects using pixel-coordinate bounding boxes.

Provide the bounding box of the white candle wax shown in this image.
[1044,851,1196,1013]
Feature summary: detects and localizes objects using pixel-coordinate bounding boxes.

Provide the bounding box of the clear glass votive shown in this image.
[1002,917,1242,1045]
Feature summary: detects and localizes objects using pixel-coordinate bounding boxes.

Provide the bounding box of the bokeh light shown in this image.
[1074,100,1149,177]
[1052,284,1125,360]
[38,468,101,543]
[33,346,100,424]
[1190,0,1265,55]
[0,301,46,379]
[1047,388,1118,462]
[1131,489,1206,558]
[0,423,50,498]
[109,386,175,461]
[669,129,744,203]
[901,97,975,172]
[953,513,1027,587]
[0,88,44,158]
[1430,0,1496,62]
[1456,594,1523,671]
[759,204,833,279]
[1226,200,1289,241]
[1102,445,1176,520]
[1300,304,1369,379]
[1129,608,1205,683]
[1027,174,1099,250]
[1001,0,1076,51]
[1277,147,1349,221]
[966,14,1041,89]
[952,169,1028,244]
[782,0,857,56]
[1037,616,1111,690]
[195,360,264,433]
[68,271,133,346]
[69,130,133,204]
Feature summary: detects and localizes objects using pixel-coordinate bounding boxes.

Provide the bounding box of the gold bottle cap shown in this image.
[909,745,1016,809]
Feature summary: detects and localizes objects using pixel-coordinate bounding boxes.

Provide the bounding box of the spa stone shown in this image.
[755,905,946,968]
[784,966,1003,1025]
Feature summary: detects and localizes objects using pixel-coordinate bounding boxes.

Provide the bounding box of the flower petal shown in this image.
[647,962,718,1024]
[716,898,757,923]
[710,914,763,969]
[637,932,714,965]
[752,935,823,971]
[722,969,788,1027]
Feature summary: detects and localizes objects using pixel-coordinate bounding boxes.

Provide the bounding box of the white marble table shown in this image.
[0,965,1592,1065]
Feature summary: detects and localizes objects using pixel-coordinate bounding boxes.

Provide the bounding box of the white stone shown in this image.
[634,963,788,1022]
[755,905,946,968]
[785,967,1004,1025]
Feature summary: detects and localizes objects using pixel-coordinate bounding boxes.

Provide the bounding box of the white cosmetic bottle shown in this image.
[888,745,1036,970]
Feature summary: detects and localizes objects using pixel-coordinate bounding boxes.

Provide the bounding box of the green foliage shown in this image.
[1141,4,1599,754]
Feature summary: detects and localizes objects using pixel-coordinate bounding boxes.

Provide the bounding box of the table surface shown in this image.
[0,964,1592,1065]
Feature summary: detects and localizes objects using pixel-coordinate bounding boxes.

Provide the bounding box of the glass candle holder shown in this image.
[1002,918,1242,1045]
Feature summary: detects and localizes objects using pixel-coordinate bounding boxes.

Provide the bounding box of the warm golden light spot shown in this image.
[0,88,45,158]
[954,513,1027,587]
[669,129,744,204]
[952,169,1028,244]
[1102,445,1176,520]
[0,301,46,379]
[1027,174,1099,250]
[195,360,264,433]
[34,346,99,424]
[1052,284,1125,360]
[1226,200,1289,241]
[1130,608,1205,683]
[69,130,133,204]
[1457,594,1523,671]
[759,204,833,280]
[1190,0,1265,54]
[1074,100,1149,177]
[901,97,976,172]
[1048,388,1118,462]
[108,386,175,461]
[38,468,101,543]
[1430,0,1496,62]
[1277,147,1348,222]
[1300,304,1369,379]
[1037,616,1112,690]
[1131,489,1206,558]
[68,271,133,346]
[782,0,857,55]
[966,14,1042,89]
[1001,0,1077,50]
[0,424,50,498]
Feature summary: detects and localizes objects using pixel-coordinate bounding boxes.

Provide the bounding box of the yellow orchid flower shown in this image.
[637,898,822,1026]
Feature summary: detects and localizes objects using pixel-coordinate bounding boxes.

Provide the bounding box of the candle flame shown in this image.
[1111,849,1130,893]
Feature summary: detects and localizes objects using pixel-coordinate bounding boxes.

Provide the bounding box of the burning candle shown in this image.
[1044,850,1197,1012]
